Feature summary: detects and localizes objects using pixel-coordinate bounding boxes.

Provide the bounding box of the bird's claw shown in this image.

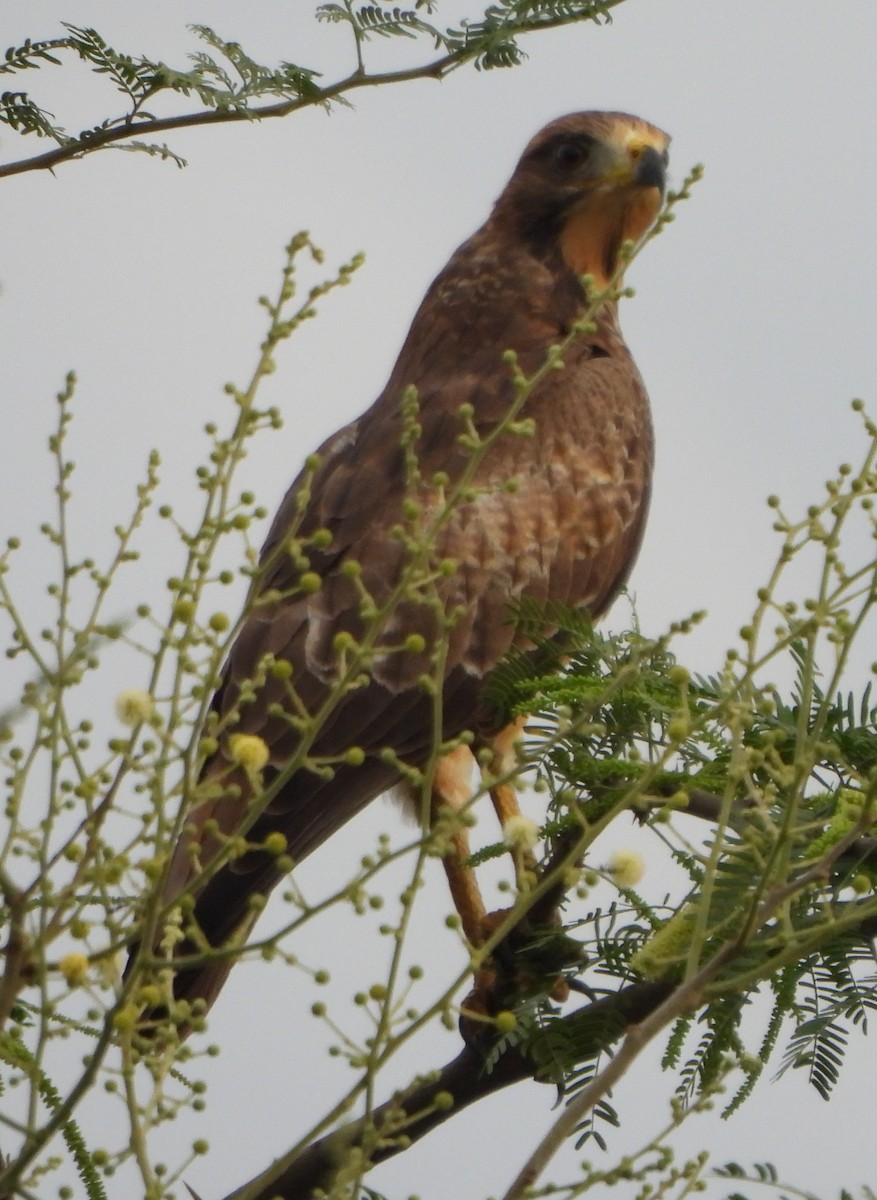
[458,906,587,1046]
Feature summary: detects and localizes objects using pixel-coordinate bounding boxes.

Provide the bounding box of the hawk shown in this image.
[133,111,669,1022]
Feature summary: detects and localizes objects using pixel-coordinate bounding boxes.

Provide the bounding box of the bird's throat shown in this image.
[559,186,663,289]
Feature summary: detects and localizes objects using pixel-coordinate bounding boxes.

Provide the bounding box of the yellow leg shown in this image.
[486,717,536,876]
[433,744,487,944]
[431,719,535,945]
[434,722,574,1020]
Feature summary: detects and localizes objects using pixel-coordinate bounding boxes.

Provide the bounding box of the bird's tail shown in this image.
[124,904,261,1041]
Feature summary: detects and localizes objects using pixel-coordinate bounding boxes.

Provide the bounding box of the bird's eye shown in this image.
[553,140,588,172]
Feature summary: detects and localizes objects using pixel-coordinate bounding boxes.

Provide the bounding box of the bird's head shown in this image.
[498,111,670,289]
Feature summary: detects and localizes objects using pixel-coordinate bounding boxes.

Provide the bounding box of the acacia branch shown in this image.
[641,785,877,868]
[499,960,728,1200]
[0,60,448,180]
[0,870,29,1030]
[0,4,628,181]
[212,981,672,1200]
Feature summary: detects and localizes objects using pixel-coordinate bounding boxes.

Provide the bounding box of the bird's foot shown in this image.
[458,906,586,1046]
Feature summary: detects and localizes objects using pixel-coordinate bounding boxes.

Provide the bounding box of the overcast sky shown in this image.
[2,3,877,1198]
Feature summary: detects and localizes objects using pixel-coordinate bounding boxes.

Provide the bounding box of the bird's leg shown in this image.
[432,744,488,945]
[456,719,580,1033]
[459,825,590,1041]
[485,717,537,885]
[431,720,533,947]
[433,732,581,1042]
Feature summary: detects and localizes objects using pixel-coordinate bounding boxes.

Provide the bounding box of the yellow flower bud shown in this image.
[112,1003,140,1033]
[667,716,690,743]
[59,952,89,987]
[494,1010,517,1034]
[171,597,196,623]
[138,984,163,1008]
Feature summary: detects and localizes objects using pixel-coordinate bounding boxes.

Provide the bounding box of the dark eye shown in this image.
[553,140,589,171]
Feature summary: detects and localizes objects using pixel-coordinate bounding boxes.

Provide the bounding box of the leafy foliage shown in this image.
[0,1030,107,1200]
[0,2,626,176]
[776,936,877,1099]
[713,1162,877,1200]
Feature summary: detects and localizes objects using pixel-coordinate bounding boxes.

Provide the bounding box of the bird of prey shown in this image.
[134,110,669,1022]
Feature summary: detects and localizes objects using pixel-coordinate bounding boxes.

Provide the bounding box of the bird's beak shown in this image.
[606,140,667,196]
[630,144,667,193]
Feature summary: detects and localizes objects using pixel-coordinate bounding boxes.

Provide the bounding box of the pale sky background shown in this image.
[1,2,877,1198]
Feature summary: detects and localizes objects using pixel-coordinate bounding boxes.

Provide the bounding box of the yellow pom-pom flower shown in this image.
[502,814,539,852]
[608,848,645,887]
[228,733,270,773]
[114,689,154,726]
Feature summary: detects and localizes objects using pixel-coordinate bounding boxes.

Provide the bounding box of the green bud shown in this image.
[667,716,690,743]
[171,598,196,624]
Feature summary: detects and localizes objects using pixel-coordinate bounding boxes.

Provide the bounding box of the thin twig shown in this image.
[217,982,672,1200]
[0,4,629,181]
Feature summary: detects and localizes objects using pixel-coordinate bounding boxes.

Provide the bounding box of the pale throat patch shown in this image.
[559,185,663,289]
[559,119,668,289]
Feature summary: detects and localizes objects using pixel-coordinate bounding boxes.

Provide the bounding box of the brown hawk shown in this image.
[133,111,670,1021]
